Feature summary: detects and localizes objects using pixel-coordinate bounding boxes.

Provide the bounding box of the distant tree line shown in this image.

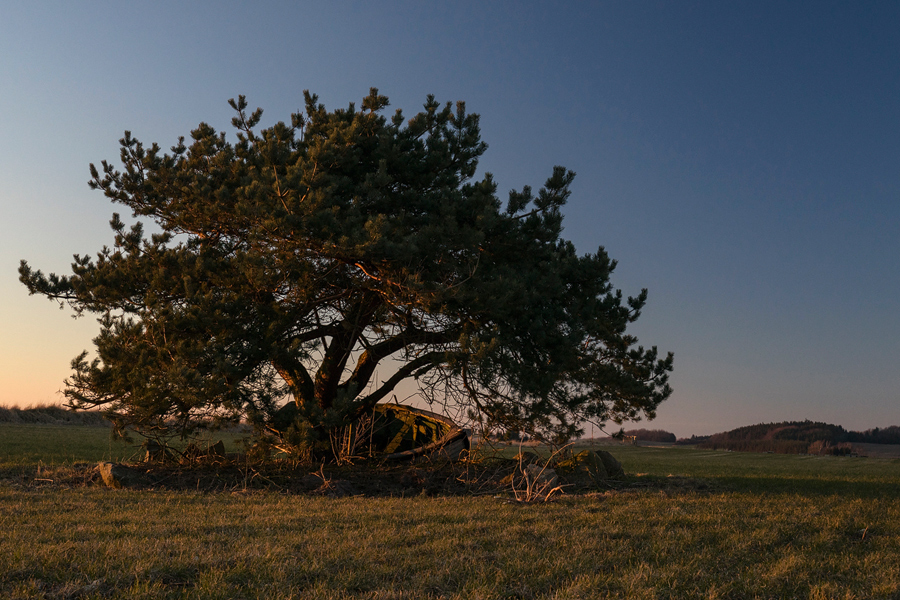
[849,426,900,445]
[675,420,900,454]
[622,428,676,443]
[0,404,110,426]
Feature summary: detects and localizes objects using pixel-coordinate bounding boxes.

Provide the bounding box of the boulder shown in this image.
[596,450,625,479]
[179,440,227,464]
[555,450,608,487]
[513,451,542,465]
[98,462,146,489]
[523,464,558,490]
[142,439,171,463]
[207,440,226,459]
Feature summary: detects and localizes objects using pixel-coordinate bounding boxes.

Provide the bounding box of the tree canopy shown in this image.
[20,89,673,447]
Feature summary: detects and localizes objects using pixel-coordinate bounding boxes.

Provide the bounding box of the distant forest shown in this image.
[0,404,109,426]
[677,421,900,455]
[622,428,677,443]
[4,406,898,457]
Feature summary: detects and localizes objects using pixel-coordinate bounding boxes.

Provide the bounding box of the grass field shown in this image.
[0,423,247,467]
[2,425,900,599]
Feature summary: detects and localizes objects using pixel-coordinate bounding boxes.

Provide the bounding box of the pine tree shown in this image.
[20,89,673,448]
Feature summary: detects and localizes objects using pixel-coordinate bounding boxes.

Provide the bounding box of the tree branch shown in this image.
[351,351,446,416]
[340,326,455,396]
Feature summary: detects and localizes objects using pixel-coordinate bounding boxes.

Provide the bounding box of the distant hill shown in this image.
[677,420,900,455]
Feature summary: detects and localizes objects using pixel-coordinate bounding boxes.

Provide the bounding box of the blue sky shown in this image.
[1,1,897,436]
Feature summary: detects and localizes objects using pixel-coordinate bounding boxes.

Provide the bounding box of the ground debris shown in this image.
[2,450,720,498]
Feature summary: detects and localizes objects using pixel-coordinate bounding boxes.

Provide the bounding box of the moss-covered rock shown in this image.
[556,450,609,488]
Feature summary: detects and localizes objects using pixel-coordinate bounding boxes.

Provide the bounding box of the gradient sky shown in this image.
[2,1,898,437]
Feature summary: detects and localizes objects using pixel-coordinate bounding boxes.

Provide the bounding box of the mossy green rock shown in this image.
[556,450,609,487]
[556,449,625,487]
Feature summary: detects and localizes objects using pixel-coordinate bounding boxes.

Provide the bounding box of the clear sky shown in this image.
[2,1,898,437]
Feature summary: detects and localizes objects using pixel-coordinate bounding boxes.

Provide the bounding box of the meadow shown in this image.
[2,423,900,599]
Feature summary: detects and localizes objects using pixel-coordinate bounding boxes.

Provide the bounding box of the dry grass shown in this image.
[2,426,900,598]
[2,486,899,599]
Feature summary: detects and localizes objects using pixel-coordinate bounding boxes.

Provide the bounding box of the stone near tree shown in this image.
[596,450,625,479]
[208,440,226,457]
[180,440,228,464]
[142,439,171,463]
[514,451,541,465]
[523,464,558,490]
[556,450,608,487]
[97,462,145,488]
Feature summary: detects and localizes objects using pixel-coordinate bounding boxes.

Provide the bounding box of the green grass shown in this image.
[2,427,900,599]
[0,423,248,466]
[0,424,136,465]
[597,444,900,497]
[3,487,899,599]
